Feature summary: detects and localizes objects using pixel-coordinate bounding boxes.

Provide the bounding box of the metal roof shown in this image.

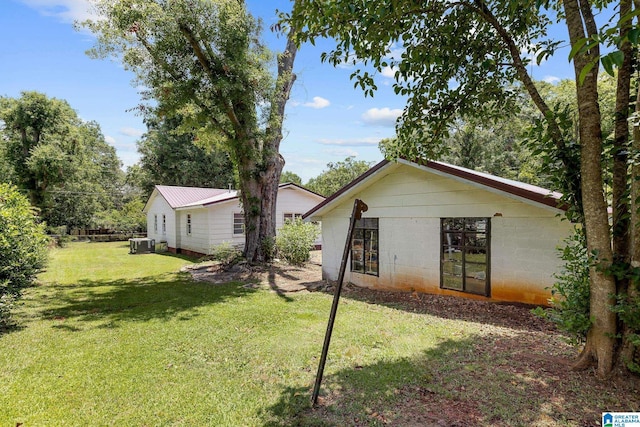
[154,185,230,209]
[148,182,324,211]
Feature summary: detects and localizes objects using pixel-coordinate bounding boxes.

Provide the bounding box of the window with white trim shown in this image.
[233,213,244,235]
[154,214,158,232]
[162,214,166,235]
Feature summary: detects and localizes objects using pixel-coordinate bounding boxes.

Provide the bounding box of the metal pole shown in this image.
[312,198,368,406]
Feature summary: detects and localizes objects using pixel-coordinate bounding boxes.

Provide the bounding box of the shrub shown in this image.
[533,228,591,345]
[0,183,49,327]
[209,241,242,267]
[276,219,319,266]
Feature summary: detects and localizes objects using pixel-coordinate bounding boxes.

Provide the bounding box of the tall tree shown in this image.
[135,112,236,196]
[286,0,639,377]
[83,0,298,262]
[0,92,123,229]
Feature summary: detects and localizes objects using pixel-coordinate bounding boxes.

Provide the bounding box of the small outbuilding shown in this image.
[144,183,325,257]
[303,158,574,306]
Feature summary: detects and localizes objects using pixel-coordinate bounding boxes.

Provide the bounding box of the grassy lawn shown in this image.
[1,241,638,426]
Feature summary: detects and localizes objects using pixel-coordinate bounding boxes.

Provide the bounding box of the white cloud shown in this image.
[296,96,330,109]
[381,66,396,79]
[317,137,380,147]
[325,148,359,157]
[119,127,144,137]
[19,0,97,23]
[543,75,561,84]
[104,135,116,144]
[361,107,402,127]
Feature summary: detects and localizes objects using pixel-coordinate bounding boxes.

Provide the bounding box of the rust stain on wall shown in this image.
[349,272,552,306]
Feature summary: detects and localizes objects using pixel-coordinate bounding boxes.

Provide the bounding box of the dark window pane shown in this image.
[441,217,490,295]
[351,218,379,276]
[442,274,463,290]
[445,233,463,247]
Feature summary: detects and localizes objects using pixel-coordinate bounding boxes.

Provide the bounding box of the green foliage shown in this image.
[0,183,48,327]
[135,112,236,197]
[305,156,373,196]
[0,92,124,229]
[275,218,319,266]
[261,236,276,261]
[279,170,302,185]
[93,199,147,233]
[83,0,298,262]
[534,229,591,346]
[284,1,554,158]
[209,241,242,267]
[612,292,640,373]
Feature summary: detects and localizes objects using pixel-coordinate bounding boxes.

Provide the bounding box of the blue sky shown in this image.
[0,0,575,182]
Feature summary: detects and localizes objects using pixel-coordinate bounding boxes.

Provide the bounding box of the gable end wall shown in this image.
[320,164,572,306]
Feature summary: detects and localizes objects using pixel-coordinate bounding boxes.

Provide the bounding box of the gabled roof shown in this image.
[144,182,324,212]
[303,158,566,219]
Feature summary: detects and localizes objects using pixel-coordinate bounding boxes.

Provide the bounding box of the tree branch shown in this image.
[469,0,565,151]
[177,21,245,140]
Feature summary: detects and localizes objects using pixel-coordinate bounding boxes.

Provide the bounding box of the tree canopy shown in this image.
[0,91,123,230]
[135,112,236,196]
[305,156,373,197]
[83,0,298,262]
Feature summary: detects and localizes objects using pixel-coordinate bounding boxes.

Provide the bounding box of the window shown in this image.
[284,213,303,223]
[186,214,192,235]
[351,218,378,276]
[154,214,158,232]
[441,218,490,296]
[162,214,166,234]
[233,213,244,235]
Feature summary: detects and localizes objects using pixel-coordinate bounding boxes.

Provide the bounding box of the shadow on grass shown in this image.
[261,334,639,427]
[41,272,255,326]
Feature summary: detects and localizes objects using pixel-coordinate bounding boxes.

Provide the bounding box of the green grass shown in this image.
[0,242,637,426]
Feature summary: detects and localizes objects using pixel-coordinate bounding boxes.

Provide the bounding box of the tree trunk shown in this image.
[240,30,297,263]
[619,58,640,369]
[613,0,632,273]
[563,0,617,377]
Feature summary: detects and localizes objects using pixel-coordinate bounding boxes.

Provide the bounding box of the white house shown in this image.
[144,183,325,257]
[303,159,574,306]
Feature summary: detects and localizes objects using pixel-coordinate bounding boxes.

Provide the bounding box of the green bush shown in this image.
[209,241,242,267]
[276,219,319,266]
[534,228,591,345]
[0,183,49,327]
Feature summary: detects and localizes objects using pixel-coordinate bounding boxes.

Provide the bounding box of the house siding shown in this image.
[208,201,245,249]
[145,184,325,256]
[177,209,210,254]
[145,193,177,250]
[320,164,572,306]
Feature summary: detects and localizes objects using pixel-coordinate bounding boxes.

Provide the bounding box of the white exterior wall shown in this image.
[207,200,245,250]
[176,209,210,254]
[145,194,177,248]
[275,187,323,229]
[320,164,573,305]
[147,186,325,256]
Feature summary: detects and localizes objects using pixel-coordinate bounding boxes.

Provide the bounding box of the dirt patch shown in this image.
[183,250,327,294]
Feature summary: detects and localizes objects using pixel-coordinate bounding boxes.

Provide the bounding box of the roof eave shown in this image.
[303,159,392,220]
